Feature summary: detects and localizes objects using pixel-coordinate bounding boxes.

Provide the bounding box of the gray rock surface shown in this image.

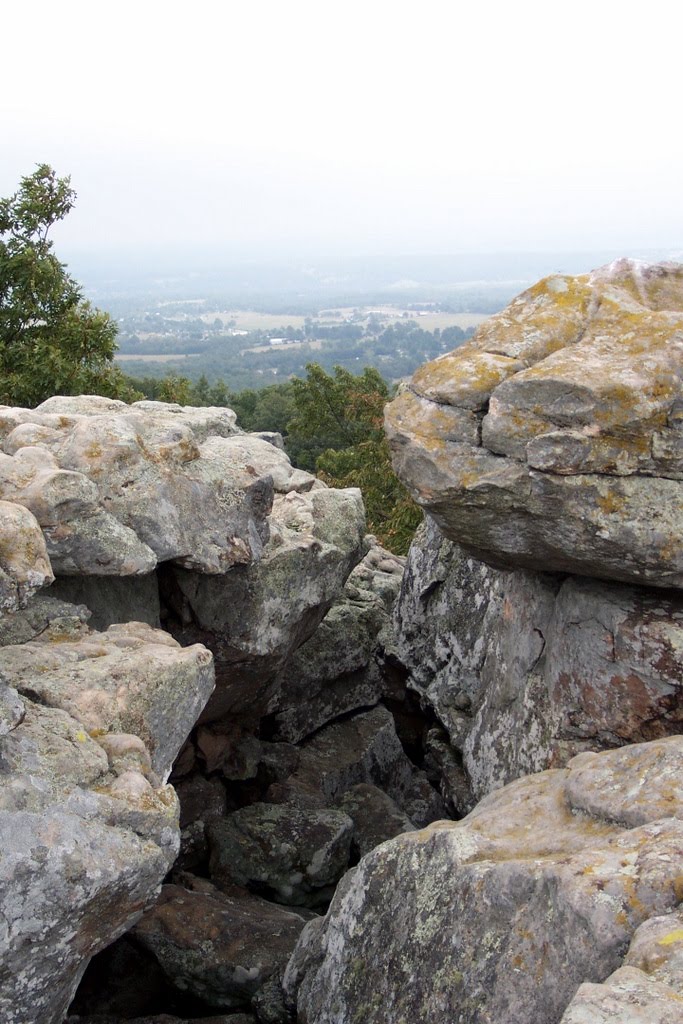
[0,398,288,575]
[0,618,214,1024]
[385,259,683,588]
[208,803,354,907]
[396,516,683,808]
[0,498,53,613]
[285,737,683,1024]
[269,541,404,742]
[269,705,443,827]
[166,486,367,720]
[0,621,214,777]
[133,879,311,1011]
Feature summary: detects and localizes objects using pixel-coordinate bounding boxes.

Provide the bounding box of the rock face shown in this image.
[0,397,379,1023]
[268,542,404,743]
[559,908,683,1022]
[285,737,683,1024]
[165,486,367,721]
[132,878,311,1012]
[385,259,683,588]
[396,516,683,810]
[0,613,214,1024]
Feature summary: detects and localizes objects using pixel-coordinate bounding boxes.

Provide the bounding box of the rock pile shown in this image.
[0,396,436,1023]
[284,260,683,1023]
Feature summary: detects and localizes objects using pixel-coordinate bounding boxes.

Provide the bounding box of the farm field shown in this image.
[201,309,490,333]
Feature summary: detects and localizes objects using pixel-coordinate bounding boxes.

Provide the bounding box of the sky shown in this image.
[2,0,681,264]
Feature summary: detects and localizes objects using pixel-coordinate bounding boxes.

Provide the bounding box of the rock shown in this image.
[165,486,366,721]
[0,592,89,647]
[0,400,288,575]
[0,613,215,1024]
[0,498,53,613]
[396,516,683,807]
[269,541,403,743]
[0,621,214,778]
[385,259,683,588]
[270,705,443,827]
[559,967,683,1023]
[208,803,354,907]
[335,783,414,857]
[133,881,312,1012]
[559,908,683,1022]
[285,736,683,1024]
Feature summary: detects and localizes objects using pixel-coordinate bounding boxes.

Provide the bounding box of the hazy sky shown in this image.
[2,0,681,261]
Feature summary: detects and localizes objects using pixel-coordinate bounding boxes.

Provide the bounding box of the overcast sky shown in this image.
[2,0,681,262]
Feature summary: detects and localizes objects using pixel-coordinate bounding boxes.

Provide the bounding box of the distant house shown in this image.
[269,337,287,346]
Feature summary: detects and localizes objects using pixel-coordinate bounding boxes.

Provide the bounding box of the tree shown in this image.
[0,164,134,406]
[288,363,421,553]
[288,363,389,468]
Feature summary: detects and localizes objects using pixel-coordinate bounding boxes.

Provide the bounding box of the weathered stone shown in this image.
[269,542,403,743]
[0,697,186,1024]
[285,737,683,1024]
[335,783,414,857]
[208,803,354,907]
[0,621,214,778]
[386,259,683,588]
[271,706,443,827]
[0,445,157,576]
[396,516,683,806]
[0,400,294,575]
[0,498,53,613]
[133,880,311,1011]
[0,612,213,1023]
[0,592,90,647]
[166,487,366,721]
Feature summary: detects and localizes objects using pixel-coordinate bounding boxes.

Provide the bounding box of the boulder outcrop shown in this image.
[0,614,214,1024]
[386,259,683,588]
[396,516,683,810]
[0,396,377,1023]
[285,737,683,1024]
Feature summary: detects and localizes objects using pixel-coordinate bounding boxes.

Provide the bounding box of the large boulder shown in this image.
[386,259,683,588]
[132,878,312,1012]
[0,617,214,1024]
[0,398,275,575]
[396,516,683,808]
[560,909,683,1022]
[164,486,367,721]
[0,499,53,613]
[285,737,683,1024]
